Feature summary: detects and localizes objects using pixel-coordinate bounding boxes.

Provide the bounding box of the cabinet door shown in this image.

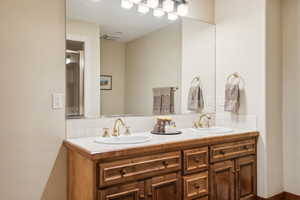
[210,160,235,200]
[145,172,181,200]
[236,156,257,200]
[99,181,145,200]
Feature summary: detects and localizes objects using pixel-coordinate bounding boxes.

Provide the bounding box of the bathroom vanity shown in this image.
[64,130,258,200]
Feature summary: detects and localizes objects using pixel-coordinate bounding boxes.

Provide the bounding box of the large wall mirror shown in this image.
[66,0,215,118]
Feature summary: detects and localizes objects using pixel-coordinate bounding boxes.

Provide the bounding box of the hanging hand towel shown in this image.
[224,82,240,113]
[187,86,204,112]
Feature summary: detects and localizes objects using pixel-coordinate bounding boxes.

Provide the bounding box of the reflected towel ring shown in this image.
[191,76,202,87]
[227,73,241,84]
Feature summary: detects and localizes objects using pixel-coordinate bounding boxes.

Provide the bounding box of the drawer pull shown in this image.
[162,161,169,167]
[139,194,145,199]
[147,193,153,197]
[243,146,249,150]
[120,169,127,176]
[219,150,225,155]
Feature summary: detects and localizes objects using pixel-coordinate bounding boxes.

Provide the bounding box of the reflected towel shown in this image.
[224,83,240,113]
[153,88,162,115]
[187,86,204,112]
[153,87,175,115]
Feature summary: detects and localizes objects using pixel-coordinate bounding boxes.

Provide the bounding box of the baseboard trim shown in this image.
[258,192,300,200]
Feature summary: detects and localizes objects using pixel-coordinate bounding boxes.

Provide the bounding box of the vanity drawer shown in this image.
[98,151,181,187]
[210,139,256,162]
[194,196,208,200]
[183,171,209,200]
[183,147,208,174]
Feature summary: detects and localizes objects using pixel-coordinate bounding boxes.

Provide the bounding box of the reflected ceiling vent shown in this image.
[100,32,123,41]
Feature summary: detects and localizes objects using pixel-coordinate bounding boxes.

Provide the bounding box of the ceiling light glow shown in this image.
[177,3,188,16]
[163,0,174,12]
[168,13,178,21]
[121,0,133,9]
[138,4,150,14]
[147,0,159,8]
[153,9,165,17]
[130,0,143,3]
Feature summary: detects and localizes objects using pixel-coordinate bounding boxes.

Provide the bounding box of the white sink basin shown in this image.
[94,135,152,145]
[191,127,233,134]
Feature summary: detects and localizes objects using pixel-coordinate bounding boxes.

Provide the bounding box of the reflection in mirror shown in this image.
[66,0,215,118]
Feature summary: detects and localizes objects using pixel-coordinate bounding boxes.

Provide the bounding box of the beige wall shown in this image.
[125,23,182,115]
[187,0,215,23]
[66,19,101,118]
[100,39,126,115]
[282,0,300,195]
[181,18,216,114]
[0,0,66,200]
[215,0,268,197]
[266,0,284,196]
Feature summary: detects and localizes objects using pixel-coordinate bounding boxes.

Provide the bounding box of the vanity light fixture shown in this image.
[121,0,188,21]
[153,9,165,17]
[162,0,174,12]
[121,0,133,9]
[130,0,143,3]
[177,3,188,16]
[147,0,159,8]
[168,13,178,20]
[138,4,150,14]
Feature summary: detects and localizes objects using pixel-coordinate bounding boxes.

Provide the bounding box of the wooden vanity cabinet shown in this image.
[99,172,181,200]
[236,156,257,200]
[65,132,258,200]
[99,181,145,200]
[145,172,182,200]
[210,160,235,200]
[210,156,257,200]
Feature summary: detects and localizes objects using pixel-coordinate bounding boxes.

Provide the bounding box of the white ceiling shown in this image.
[67,0,179,42]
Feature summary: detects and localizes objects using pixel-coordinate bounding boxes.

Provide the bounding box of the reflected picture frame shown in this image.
[100,75,112,90]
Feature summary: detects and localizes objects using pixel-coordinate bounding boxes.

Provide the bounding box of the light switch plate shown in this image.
[52,93,64,110]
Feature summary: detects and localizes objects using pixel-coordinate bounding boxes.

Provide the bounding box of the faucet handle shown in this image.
[102,128,110,138]
[193,122,199,128]
[124,126,131,136]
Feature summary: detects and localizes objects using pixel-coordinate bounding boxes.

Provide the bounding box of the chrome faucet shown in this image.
[112,118,127,137]
[194,114,212,128]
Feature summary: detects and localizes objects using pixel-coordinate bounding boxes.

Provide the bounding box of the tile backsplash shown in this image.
[66,113,256,138]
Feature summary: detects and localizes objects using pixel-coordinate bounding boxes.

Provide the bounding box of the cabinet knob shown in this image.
[243,146,249,150]
[219,150,225,155]
[162,161,169,167]
[120,169,126,176]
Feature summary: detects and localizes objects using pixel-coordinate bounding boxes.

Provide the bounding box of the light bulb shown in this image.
[121,0,133,9]
[147,0,159,8]
[163,0,174,12]
[177,3,188,16]
[168,13,178,21]
[138,4,150,14]
[66,58,71,64]
[153,9,165,17]
[130,0,142,3]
